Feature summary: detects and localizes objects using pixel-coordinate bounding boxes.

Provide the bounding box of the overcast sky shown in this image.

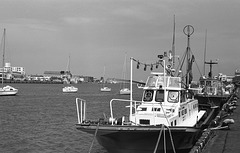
[0,0,239,81]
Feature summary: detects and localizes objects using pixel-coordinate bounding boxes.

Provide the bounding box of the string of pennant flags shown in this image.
[131,58,161,71]
[131,50,174,71]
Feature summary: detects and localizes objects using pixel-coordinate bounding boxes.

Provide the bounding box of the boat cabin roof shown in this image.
[144,72,181,90]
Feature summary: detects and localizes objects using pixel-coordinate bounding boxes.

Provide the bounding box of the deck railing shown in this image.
[76,98,86,124]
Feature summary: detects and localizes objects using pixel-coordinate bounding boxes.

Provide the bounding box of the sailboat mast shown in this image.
[66,55,70,73]
[122,52,127,88]
[2,29,6,68]
[1,29,6,87]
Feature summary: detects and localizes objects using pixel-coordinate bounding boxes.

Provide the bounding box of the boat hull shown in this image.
[0,90,18,96]
[77,124,201,153]
[100,88,111,92]
[62,86,78,93]
[195,94,230,109]
[0,86,18,96]
[119,89,131,95]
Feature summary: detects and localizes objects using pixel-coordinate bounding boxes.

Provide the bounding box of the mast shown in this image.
[121,52,127,88]
[183,25,194,87]
[66,55,70,73]
[1,29,6,87]
[205,60,218,78]
[203,30,207,76]
[172,15,176,68]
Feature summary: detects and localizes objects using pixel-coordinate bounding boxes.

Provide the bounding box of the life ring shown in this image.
[144,91,153,101]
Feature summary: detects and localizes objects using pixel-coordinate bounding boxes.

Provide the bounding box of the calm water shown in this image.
[0,83,142,153]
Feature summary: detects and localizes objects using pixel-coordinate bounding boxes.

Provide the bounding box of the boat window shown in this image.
[152,108,161,111]
[155,90,164,102]
[140,119,150,125]
[168,91,179,103]
[180,91,186,103]
[143,90,153,102]
[146,76,157,87]
[206,81,211,86]
[141,107,147,111]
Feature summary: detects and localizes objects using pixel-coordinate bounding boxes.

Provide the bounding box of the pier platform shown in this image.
[201,90,240,153]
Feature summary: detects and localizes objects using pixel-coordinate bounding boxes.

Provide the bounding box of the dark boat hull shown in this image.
[195,94,230,109]
[77,124,202,153]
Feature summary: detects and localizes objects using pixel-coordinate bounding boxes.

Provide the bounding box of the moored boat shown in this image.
[75,25,217,153]
[119,53,131,95]
[119,87,131,95]
[62,86,78,93]
[76,61,216,152]
[0,29,18,96]
[0,85,18,96]
[100,86,111,92]
[100,66,111,92]
[195,61,231,110]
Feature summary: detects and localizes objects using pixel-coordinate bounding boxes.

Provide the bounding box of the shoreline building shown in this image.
[0,62,25,80]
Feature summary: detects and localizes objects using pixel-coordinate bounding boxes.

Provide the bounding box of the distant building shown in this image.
[44,71,71,77]
[0,62,25,80]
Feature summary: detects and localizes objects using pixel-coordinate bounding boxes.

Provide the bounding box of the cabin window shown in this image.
[180,91,186,103]
[168,91,179,103]
[174,120,177,125]
[140,119,150,125]
[152,108,161,111]
[146,76,158,87]
[206,81,211,87]
[141,107,147,111]
[155,90,164,102]
[143,90,153,102]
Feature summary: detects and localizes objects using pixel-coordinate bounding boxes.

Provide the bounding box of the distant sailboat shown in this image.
[0,29,18,96]
[62,55,78,93]
[120,53,130,95]
[100,66,111,92]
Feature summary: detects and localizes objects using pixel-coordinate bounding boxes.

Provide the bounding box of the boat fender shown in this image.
[108,117,117,124]
[220,119,234,130]
[117,118,123,125]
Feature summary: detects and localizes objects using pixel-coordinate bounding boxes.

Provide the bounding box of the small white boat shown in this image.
[100,86,111,92]
[0,85,18,96]
[119,87,130,95]
[119,53,130,95]
[100,66,111,92]
[62,86,78,93]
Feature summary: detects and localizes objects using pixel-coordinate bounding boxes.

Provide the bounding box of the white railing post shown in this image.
[76,98,86,124]
[130,57,133,122]
[76,98,81,124]
[80,99,83,123]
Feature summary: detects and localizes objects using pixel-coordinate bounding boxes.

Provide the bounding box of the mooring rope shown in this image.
[153,124,164,153]
[88,122,100,153]
[153,103,176,153]
[166,125,176,153]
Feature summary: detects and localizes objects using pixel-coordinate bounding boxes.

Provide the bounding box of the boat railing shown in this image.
[109,99,178,125]
[76,98,86,124]
[110,98,147,125]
